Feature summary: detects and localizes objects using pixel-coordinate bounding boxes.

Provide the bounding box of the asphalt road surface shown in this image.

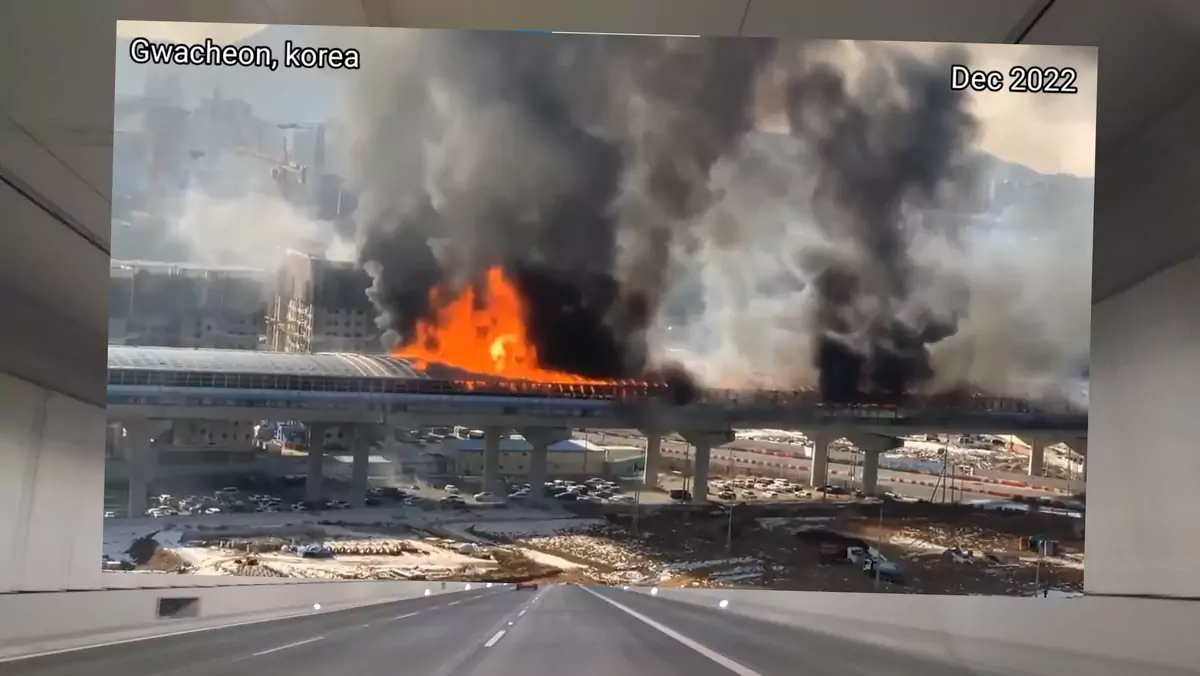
[4,585,1041,676]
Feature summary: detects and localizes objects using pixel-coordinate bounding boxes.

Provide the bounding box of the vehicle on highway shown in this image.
[444,485,460,495]
[473,491,499,503]
[514,582,538,591]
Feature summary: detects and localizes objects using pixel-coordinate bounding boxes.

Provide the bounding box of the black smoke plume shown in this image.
[783,47,980,402]
[345,32,980,402]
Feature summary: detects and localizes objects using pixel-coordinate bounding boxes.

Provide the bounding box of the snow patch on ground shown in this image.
[889,534,947,553]
[757,516,835,530]
[658,557,758,582]
[461,519,607,538]
[512,548,587,571]
[103,506,581,578]
[708,564,765,583]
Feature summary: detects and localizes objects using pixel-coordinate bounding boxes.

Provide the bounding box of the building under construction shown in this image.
[265,250,380,354]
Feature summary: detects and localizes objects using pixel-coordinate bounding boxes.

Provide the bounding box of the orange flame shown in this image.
[393,267,613,384]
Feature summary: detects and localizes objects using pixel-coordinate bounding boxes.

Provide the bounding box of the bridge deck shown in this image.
[107,345,1086,420]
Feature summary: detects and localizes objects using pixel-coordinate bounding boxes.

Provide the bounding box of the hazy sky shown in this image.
[116,21,1098,177]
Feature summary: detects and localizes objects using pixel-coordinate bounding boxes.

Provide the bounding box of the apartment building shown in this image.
[109,260,268,349]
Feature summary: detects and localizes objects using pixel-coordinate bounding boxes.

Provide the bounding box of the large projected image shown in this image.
[107,22,1094,597]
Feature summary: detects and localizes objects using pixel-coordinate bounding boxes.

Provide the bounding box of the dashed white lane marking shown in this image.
[518,609,527,617]
[393,612,420,620]
[483,630,507,648]
[581,587,764,676]
[251,636,325,657]
[447,600,461,606]
[361,623,372,628]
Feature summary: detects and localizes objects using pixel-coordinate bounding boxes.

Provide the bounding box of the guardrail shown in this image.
[0,576,466,662]
[622,587,1197,675]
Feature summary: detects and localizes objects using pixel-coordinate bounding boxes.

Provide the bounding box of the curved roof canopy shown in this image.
[107,345,427,379]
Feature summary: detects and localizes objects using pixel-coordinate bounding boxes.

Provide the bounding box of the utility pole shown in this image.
[726,503,736,554]
[631,479,642,535]
[682,444,692,496]
[848,446,859,493]
[1034,539,1046,596]
[874,501,885,590]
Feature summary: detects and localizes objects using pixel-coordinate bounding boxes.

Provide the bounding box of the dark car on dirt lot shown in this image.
[514,582,538,591]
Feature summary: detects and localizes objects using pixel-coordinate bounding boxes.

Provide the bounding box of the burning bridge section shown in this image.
[389,266,699,405]
[380,265,1058,416]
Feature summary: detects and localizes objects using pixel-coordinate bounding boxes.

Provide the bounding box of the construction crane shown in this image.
[233,146,308,201]
[235,122,327,205]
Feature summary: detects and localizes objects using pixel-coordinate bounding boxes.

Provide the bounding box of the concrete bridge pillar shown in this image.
[682,430,734,504]
[381,413,403,470]
[1028,438,1047,478]
[104,423,122,460]
[860,450,881,496]
[348,426,372,508]
[483,427,503,496]
[638,431,663,491]
[807,432,836,489]
[305,423,331,504]
[523,427,571,504]
[123,420,164,517]
[846,433,900,497]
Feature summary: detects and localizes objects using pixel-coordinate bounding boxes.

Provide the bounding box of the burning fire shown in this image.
[393,267,614,384]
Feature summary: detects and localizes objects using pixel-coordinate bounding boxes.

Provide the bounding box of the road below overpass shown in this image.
[4,585,1011,676]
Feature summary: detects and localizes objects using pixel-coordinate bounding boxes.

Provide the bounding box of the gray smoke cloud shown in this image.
[340,32,1091,405]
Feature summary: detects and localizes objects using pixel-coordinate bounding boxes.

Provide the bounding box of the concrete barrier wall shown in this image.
[630,588,1200,672]
[0,576,465,660]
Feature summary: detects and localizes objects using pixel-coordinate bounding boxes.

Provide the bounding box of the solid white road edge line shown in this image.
[581,587,764,676]
[483,630,507,648]
[251,636,325,657]
[393,612,420,620]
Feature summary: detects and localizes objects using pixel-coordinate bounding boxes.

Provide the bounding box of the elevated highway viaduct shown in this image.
[107,346,1087,512]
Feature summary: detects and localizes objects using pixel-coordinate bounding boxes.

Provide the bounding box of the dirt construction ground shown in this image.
[111,498,1082,597]
[469,501,1084,596]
